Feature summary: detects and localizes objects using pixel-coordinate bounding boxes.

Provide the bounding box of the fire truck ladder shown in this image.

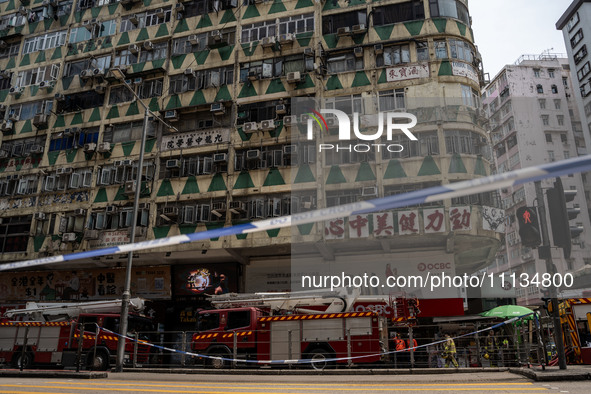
[210,288,360,315]
[3,298,145,322]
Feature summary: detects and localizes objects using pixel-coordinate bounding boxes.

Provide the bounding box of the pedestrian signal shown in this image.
[516,206,541,248]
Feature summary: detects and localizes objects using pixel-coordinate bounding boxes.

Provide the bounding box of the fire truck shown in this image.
[551,297,591,365]
[191,289,389,369]
[0,298,153,370]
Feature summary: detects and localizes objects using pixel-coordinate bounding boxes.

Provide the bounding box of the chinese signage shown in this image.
[481,206,506,233]
[173,263,239,296]
[323,207,473,240]
[386,63,429,82]
[0,266,171,302]
[89,230,131,248]
[451,61,479,83]
[161,128,230,151]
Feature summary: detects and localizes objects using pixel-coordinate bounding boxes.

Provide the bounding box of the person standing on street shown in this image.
[443,334,459,368]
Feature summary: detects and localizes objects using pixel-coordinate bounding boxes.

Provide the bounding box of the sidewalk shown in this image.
[510,365,591,381]
[0,368,107,379]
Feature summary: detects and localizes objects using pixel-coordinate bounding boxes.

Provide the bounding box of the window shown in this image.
[195,67,234,89]
[0,13,26,31]
[23,30,67,54]
[373,1,425,26]
[378,89,406,111]
[103,121,156,144]
[577,62,591,81]
[0,136,46,158]
[564,151,570,159]
[170,73,196,94]
[506,135,517,150]
[278,13,314,35]
[64,55,112,77]
[0,41,20,59]
[429,0,470,25]
[114,49,138,67]
[554,99,561,109]
[108,85,135,105]
[181,0,237,18]
[138,78,163,99]
[461,84,479,107]
[563,77,569,86]
[0,216,31,253]
[574,45,587,64]
[416,41,429,61]
[139,42,168,63]
[548,150,555,162]
[9,100,53,121]
[496,144,506,158]
[585,102,591,116]
[567,11,580,31]
[173,35,205,55]
[324,94,364,116]
[533,68,540,78]
[571,29,583,48]
[581,81,591,97]
[381,131,439,159]
[538,99,546,109]
[120,7,172,32]
[49,127,99,152]
[434,40,447,59]
[445,130,484,155]
[545,133,552,143]
[376,44,410,67]
[542,115,549,126]
[56,91,105,113]
[557,115,564,126]
[551,84,558,94]
[240,55,310,81]
[227,311,250,330]
[16,64,60,87]
[536,84,543,94]
[548,69,555,78]
[241,20,276,43]
[238,99,285,123]
[508,152,520,168]
[43,167,93,191]
[322,10,367,35]
[326,52,363,74]
[69,27,92,44]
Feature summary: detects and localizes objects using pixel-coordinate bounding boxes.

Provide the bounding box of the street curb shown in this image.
[509,368,591,381]
[119,367,509,375]
[0,370,107,379]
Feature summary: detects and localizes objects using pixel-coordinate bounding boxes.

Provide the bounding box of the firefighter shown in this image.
[485,330,498,366]
[442,334,459,368]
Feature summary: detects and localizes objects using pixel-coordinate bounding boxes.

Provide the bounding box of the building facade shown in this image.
[483,54,591,306]
[0,0,503,325]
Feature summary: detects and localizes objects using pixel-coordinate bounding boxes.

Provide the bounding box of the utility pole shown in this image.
[534,180,567,369]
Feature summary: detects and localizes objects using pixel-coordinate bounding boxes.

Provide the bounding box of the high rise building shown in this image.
[483,54,591,305]
[0,0,503,325]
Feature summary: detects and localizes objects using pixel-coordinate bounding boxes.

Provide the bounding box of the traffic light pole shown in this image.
[535,180,567,370]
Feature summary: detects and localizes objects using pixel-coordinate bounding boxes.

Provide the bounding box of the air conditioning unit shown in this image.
[184,68,194,76]
[260,119,275,131]
[55,93,65,101]
[163,206,179,217]
[84,143,96,152]
[62,233,77,242]
[62,167,73,174]
[242,122,259,133]
[39,80,54,89]
[248,70,260,81]
[121,159,132,166]
[83,20,94,31]
[143,41,154,51]
[164,110,179,121]
[275,104,286,115]
[352,24,366,33]
[229,201,246,214]
[211,202,226,216]
[155,8,165,18]
[0,149,9,158]
[246,149,260,160]
[283,145,297,154]
[207,30,226,47]
[105,206,117,213]
[35,212,47,221]
[93,68,105,77]
[18,6,28,16]
[362,186,378,197]
[304,47,314,57]
[175,3,185,12]
[373,43,384,55]
[74,208,86,216]
[0,120,13,132]
[354,47,363,58]
[261,36,276,48]
[210,102,225,115]
[97,142,111,152]
[187,34,199,45]
[132,77,142,85]
[128,44,139,54]
[337,27,351,36]
[29,145,44,154]
[326,118,336,127]
[8,112,20,122]
[301,196,314,209]
[283,115,297,126]
[278,33,294,44]
[166,159,180,169]
[286,71,302,84]
[213,153,227,163]
[124,180,136,195]
[0,70,10,79]
[84,229,99,240]
[80,69,93,79]
[9,86,23,95]
[129,14,140,25]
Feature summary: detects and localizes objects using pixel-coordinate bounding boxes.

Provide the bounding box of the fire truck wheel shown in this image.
[307,348,334,371]
[206,350,229,369]
[12,352,33,369]
[87,349,109,371]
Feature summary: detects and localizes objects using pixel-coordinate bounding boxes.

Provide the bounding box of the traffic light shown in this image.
[516,206,541,247]
[546,177,583,259]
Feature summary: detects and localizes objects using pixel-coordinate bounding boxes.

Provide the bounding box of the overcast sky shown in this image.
[470,0,574,79]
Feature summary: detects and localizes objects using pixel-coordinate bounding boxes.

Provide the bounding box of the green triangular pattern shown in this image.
[417,156,441,176]
[20,120,33,134]
[33,235,46,252]
[296,32,313,47]
[456,21,467,36]
[404,21,424,36]
[374,25,394,41]
[326,165,347,184]
[106,105,120,119]
[220,9,236,23]
[65,149,78,163]
[295,0,314,8]
[352,33,366,45]
[474,156,487,176]
[323,34,338,49]
[59,15,69,26]
[377,69,388,84]
[233,172,255,189]
[238,81,257,98]
[157,179,175,196]
[108,3,119,14]
[70,112,84,125]
[438,61,452,76]
[90,6,101,18]
[5,57,16,69]
[217,45,234,61]
[194,50,210,65]
[136,28,149,42]
[117,141,133,157]
[215,85,232,102]
[326,75,343,90]
[297,223,314,235]
[117,32,130,46]
[263,168,285,186]
[266,228,280,238]
[51,46,62,60]
[207,173,227,192]
[237,126,252,141]
[351,71,371,87]
[268,0,287,14]
[241,42,258,57]
[126,100,140,116]
[196,14,213,29]
[355,162,376,181]
[43,18,53,31]
[181,176,200,194]
[179,225,197,235]
[204,223,223,241]
[155,23,169,38]
[242,5,260,19]
[265,78,286,94]
[174,19,189,34]
[433,18,447,33]
[295,74,314,89]
[171,54,187,69]
[5,0,15,11]
[20,54,31,67]
[293,164,315,183]
[153,227,171,239]
[89,107,101,122]
[448,154,467,173]
[145,138,156,153]
[35,51,46,63]
[94,188,108,203]
[189,90,206,106]
[47,151,59,166]
[131,62,146,73]
[0,89,7,102]
[29,84,39,96]
[28,21,39,34]
[323,0,339,10]
[53,115,65,128]
[166,95,182,110]
[62,76,74,90]
[384,159,407,179]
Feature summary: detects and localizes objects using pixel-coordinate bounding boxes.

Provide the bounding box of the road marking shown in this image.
[0,391,72,394]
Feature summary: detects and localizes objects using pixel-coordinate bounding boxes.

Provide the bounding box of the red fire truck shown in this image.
[191,289,389,369]
[0,299,153,370]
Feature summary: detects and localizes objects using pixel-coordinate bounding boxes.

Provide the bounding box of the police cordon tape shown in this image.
[2,155,591,272]
[95,314,535,366]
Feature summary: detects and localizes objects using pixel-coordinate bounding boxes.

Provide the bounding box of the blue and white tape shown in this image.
[2,155,591,272]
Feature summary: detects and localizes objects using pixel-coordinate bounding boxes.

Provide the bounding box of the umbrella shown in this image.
[480,305,535,320]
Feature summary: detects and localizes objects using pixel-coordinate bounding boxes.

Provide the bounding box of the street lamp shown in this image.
[109,67,176,372]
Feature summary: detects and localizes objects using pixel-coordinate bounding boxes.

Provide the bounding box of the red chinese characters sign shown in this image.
[386,63,429,82]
